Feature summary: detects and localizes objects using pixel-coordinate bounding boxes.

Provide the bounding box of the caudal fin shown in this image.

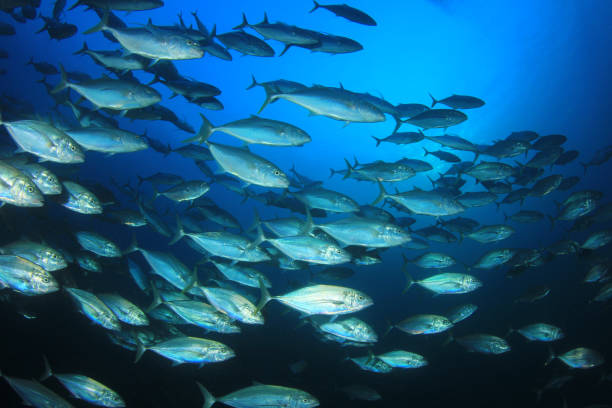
[256,277,273,313]
[83,9,109,34]
[197,382,217,408]
[51,64,69,94]
[146,282,163,312]
[246,74,259,90]
[544,346,556,366]
[580,162,589,175]
[428,93,438,108]
[342,158,353,180]
[169,215,185,245]
[182,113,214,144]
[372,135,382,147]
[372,180,388,205]
[40,355,53,381]
[122,234,139,255]
[134,340,147,363]
[309,0,320,13]
[401,254,415,294]
[73,41,88,55]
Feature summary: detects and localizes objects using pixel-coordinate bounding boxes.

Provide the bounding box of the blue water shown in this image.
[0,1,611,407]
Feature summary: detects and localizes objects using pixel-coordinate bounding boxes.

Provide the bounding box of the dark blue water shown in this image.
[0,1,611,407]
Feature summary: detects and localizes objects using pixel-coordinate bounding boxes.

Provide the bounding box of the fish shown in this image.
[69,0,164,11]
[1,116,85,163]
[65,127,148,154]
[584,263,609,283]
[267,235,351,265]
[98,294,149,326]
[319,317,377,344]
[198,286,263,325]
[85,12,202,61]
[165,300,240,333]
[258,282,373,315]
[268,86,385,124]
[135,336,235,366]
[348,355,392,373]
[472,248,515,269]
[53,65,161,111]
[211,260,271,289]
[0,255,59,295]
[446,303,478,324]
[466,225,515,243]
[455,334,510,354]
[423,147,461,163]
[75,231,121,258]
[74,42,148,73]
[372,131,424,146]
[281,32,363,55]
[156,181,210,202]
[429,93,485,109]
[192,113,311,147]
[0,241,66,272]
[246,75,307,113]
[505,210,544,223]
[464,161,515,181]
[41,357,125,407]
[456,192,498,208]
[592,282,612,302]
[376,350,428,368]
[0,160,44,207]
[546,347,604,369]
[374,183,465,217]
[216,29,275,57]
[233,13,320,46]
[403,109,467,129]
[199,383,319,408]
[314,216,411,248]
[65,287,121,331]
[511,323,564,342]
[294,186,359,213]
[1,372,74,408]
[309,1,376,26]
[581,229,612,250]
[407,252,456,269]
[130,247,195,291]
[403,271,482,294]
[393,314,453,335]
[4,157,62,195]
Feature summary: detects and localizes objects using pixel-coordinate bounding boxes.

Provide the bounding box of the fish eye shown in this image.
[274,170,280,176]
[70,145,76,151]
[42,277,49,283]
[27,186,34,193]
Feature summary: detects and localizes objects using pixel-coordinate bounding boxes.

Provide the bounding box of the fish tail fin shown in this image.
[26,56,34,66]
[67,0,83,11]
[343,158,353,180]
[372,135,382,147]
[382,318,394,337]
[122,234,139,255]
[372,180,387,205]
[422,147,429,157]
[73,41,88,55]
[392,115,402,133]
[134,339,147,363]
[580,162,588,175]
[309,0,320,13]
[256,277,273,313]
[184,113,214,144]
[353,155,360,167]
[51,63,69,94]
[169,214,185,245]
[246,74,258,90]
[544,346,556,366]
[182,267,199,294]
[197,382,217,408]
[84,8,108,34]
[251,208,267,247]
[428,93,438,108]
[146,282,162,312]
[427,175,436,188]
[40,355,53,381]
[302,205,314,234]
[401,254,414,294]
[329,167,338,178]
[233,12,248,30]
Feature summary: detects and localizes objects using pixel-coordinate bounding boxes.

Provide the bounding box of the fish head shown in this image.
[10,176,44,207]
[292,391,320,408]
[257,163,290,188]
[132,86,162,107]
[30,269,59,294]
[322,244,351,264]
[103,242,121,257]
[209,344,235,361]
[101,390,125,408]
[334,195,358,212]
[434,316,453,331]
[76,192,103,214]
[344,289,373,311]
[382,224,411,245]
[169,34,205,59]
[41,247,67,271]
[462,275,482,291]
[38,169,62,194]
[489,338,510,354]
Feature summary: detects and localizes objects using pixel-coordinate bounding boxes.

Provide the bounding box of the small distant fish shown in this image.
[309,1,376,26]
[0,255,59,296]
[510,323,564,342]
[429,93,485,109]
[454,333,510,354]
[376,350,428,369]
[135,336,235,367]
[403,109,467,129]
[372,131,424,146]
[403,271,482,295]
[546,347,604,369]
[446,303,478,324]
[65,287,121,331]
[515,285,550,303]
[393,314,453,335]
[198,382,319,408]
[1,372,73,408]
